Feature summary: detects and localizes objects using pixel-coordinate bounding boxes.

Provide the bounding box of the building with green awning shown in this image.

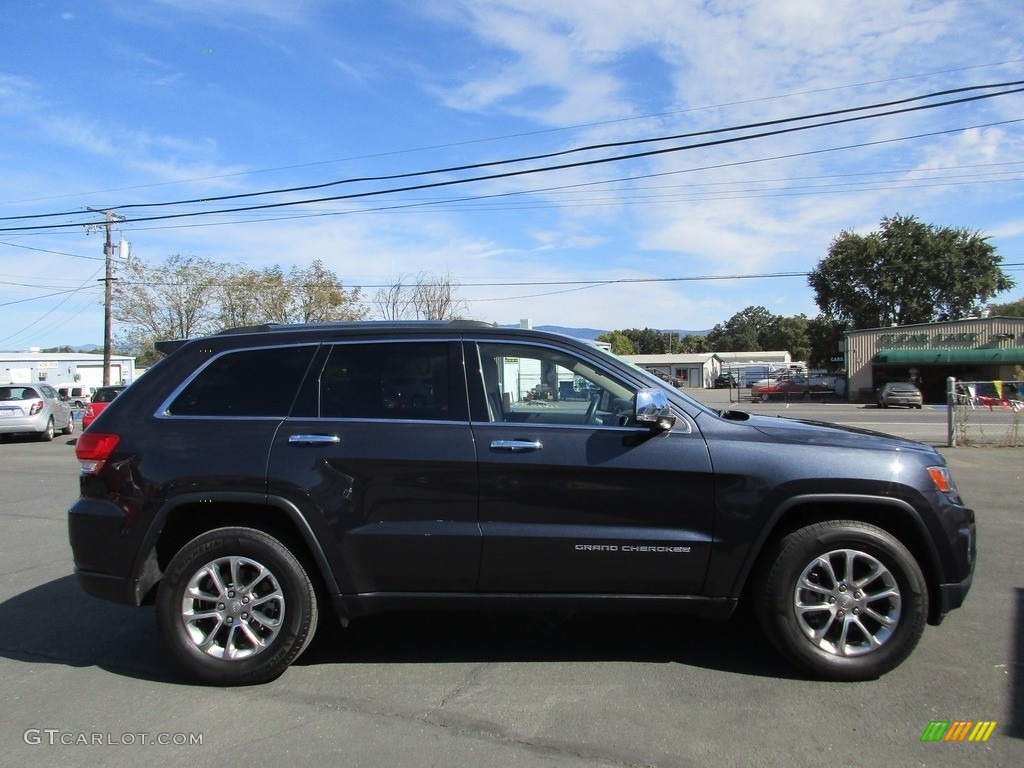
[844,317,1024,403]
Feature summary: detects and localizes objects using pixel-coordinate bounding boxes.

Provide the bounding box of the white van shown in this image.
[58,384,96,408]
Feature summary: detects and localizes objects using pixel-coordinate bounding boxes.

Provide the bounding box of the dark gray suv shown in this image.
[68,321,975,685]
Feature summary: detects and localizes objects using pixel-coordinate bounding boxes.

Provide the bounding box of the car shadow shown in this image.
[0,575,800,684]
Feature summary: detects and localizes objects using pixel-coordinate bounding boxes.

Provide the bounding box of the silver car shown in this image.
[877,381,924,409]
[0,383,75,441]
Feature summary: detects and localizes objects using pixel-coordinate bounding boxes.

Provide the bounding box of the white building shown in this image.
[0,351,137,389]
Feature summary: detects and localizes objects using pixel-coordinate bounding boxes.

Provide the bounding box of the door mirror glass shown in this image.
[635,388,675,431]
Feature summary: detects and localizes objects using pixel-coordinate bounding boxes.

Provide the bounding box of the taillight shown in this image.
[29,399,44,416]
[83,404,95,419]
[75,432,120,475]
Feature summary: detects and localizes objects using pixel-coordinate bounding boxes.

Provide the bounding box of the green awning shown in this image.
[872,347,1024,365]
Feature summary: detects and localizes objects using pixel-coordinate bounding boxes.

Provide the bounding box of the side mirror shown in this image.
[635,388,675,431]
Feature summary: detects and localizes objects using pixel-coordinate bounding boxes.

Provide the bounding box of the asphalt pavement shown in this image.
[1,409,1021,768]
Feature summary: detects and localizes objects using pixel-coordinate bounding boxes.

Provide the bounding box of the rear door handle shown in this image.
[490,439,542,452]
[288,434,341,445]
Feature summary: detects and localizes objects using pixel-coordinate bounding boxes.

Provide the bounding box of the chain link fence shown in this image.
[948,379,1024,447]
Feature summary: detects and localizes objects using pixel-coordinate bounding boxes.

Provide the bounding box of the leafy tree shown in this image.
[618,328,672,354]
[809,214,1014,328]
[596,330,635,355]
[219,265,292,327]
[806,315,849,369]
[113,254,367,358]
[678,333,709,354]
[762,315,811,361]
[705,306,775,352]
[112,253,225,344]
[988,297,1024,317]
[287,259,368,324]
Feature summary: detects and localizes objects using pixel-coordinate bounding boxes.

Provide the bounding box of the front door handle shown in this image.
[490,439,542,452]
[288,434,341,445]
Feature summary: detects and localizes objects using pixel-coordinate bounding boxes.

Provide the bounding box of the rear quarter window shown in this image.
[166,345,316,417]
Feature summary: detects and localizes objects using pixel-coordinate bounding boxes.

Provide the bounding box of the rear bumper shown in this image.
[73,568,137,605]
[0,415,47,434]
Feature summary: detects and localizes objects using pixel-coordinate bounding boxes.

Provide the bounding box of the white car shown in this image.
[0,383,75,441]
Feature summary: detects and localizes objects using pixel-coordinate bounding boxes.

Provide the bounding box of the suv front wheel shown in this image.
[156,527,319,685]
[755,520,927,681]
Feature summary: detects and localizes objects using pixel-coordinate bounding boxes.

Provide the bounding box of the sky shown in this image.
[1,0,1022,350]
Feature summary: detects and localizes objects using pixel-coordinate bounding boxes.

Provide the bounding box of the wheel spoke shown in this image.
[205,563,229,599]
[238,620,269,650]
[851,560,883,589]
[814,555,839,586]
[797,577,833,597]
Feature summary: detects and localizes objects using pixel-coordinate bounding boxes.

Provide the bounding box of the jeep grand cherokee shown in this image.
[68,321,975,685]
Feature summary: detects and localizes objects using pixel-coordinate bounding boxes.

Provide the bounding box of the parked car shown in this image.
[714,372,737,389]
[877,382,923,409]
[0,383,75,441]
[58,384,96,408]
[82,385,127,429]
[69,321,974,685]
[750,373,832,401]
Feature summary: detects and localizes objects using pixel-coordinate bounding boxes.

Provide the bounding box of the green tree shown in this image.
[809,214,1014,328]
[287,259,368,323]
[762,315,811,361]
[618,328,670,354]
[806,315,849,369]
[706,306,775,352]
[988,297,1024,317]
[219,265,293,328]
[678,333,709,354]
[597,330,635,355]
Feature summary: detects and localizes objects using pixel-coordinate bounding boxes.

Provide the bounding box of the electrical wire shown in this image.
[1,81,1022,232]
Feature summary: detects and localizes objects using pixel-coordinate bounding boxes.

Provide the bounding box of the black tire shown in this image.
[755,520,927,681]
[760,393,770,402]
[37,418,54,442]
[62,416,75,436]
[156,527,319,685]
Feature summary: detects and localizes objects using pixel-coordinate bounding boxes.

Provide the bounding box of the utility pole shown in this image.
[86,209,124,386]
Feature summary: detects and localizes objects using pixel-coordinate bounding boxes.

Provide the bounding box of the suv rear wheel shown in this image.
[755,520,927,681]
[156,527,318,685]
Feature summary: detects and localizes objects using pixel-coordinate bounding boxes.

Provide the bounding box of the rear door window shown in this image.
[292,341,465,421]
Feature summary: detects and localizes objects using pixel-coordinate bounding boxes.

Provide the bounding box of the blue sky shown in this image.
[1,0,1022,350]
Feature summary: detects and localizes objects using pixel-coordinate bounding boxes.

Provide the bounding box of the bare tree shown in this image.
[373,275,408,321]
[373,271,467,320]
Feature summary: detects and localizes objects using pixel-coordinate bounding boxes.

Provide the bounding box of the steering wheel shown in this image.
[584,393,600,424]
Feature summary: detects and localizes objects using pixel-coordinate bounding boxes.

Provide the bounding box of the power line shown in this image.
[1,81,1022,233]
[4,58,1021,208]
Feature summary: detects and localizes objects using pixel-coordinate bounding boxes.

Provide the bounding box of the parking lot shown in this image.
[2,401,1022,768]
